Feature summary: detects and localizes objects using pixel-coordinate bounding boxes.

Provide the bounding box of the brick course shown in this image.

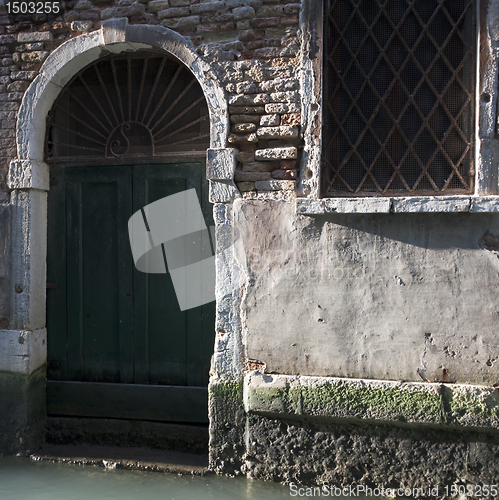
[0,0,302,198]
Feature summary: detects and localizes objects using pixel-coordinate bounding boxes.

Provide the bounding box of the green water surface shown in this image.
[0,457,290,500]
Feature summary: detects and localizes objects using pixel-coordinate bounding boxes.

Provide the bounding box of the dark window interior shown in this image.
[46,51,210,161]
[322,0,475,196]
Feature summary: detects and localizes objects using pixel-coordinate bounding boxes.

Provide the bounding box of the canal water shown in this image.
[0,457,300,500]
[0,456,290,500]
[0,456,395,499]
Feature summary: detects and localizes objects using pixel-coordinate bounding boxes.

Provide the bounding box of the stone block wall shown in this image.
[0,204,10,327]
[0,0,303,204]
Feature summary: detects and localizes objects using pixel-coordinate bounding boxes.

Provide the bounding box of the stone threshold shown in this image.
[244,372,499,431]
[31,444,210,475]
[296,196,499,214]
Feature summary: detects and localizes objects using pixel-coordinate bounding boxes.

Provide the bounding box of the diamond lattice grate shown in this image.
[322,0,475,196]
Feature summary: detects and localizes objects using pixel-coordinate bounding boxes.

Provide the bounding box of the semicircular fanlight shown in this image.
[46,51,210,160]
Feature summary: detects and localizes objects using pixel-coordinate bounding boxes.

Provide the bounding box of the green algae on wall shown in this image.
[248,383,442,424]
[209,380,243,402]
[246,373,499,431]
[301,382,443,421]
[442,385,499,428]
[208,378,246,474]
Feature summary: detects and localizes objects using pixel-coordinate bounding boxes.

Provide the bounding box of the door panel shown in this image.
[132,170,189,386]
[66,167,134,384]
[46,164,68,381]
[46,381,208,423]
[46,162,215,423]
[132,164,213,387]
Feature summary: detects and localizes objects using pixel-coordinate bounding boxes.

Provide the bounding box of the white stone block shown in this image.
[9,190,47,330]
[255,147,297,161]
[18,32,53,43]
[256,125,298,139]
[295,198,324,215]
[260,114,280,126]
[324,197,391,214]
[8,160,49,191]
[0,328,46,374]
[102,17,129,44]
[206,148,237,181]
[209,180,240,203]
[470,196,499,212]
[255,180,296,191]
[392,196,471,213]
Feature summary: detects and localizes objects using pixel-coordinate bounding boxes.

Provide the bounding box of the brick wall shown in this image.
[0,0,303,203]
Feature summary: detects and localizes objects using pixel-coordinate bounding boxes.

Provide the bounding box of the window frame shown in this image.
[297,0,499,213]
[321,0,477,198]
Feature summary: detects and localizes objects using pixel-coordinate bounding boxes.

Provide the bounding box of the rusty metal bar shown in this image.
[135,57,149,122]
[157,132,211,149]
[46,51,210,161]
[111,59,125,124]
[127,56,132,123]
[141,56,167,124]
[155,115,209,144]
[65,83,112,134]
[150,79,197,135]
[53,103,108,140]
[48,141,103,153]
[146,64,182,128]
[152,97,206,138]
[51,123,106,147]
[93,62,120,127]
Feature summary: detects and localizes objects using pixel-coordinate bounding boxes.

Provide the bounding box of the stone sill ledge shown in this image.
[244,372,499,431]
[296,196,499,215]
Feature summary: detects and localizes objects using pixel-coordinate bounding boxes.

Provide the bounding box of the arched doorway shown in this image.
[45,50,216,423]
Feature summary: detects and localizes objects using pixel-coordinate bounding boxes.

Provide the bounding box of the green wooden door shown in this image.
[46,162,215,423]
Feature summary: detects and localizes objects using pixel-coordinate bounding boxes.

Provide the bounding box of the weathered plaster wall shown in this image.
[208,193,499,485]
[234,199,499,386]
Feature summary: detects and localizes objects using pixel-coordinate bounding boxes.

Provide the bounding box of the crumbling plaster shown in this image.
[234,198,499,386]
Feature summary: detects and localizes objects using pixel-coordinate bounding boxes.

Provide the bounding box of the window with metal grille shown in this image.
[322,0,476,196]
[46,51,210,161]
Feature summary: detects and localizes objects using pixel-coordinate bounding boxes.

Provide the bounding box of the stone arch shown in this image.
[6,20,237,394]
[17,19,229,162]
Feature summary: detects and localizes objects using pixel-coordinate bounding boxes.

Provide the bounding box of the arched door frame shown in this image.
[6,19,239,438]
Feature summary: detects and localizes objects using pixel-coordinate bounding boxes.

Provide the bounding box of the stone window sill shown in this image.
[296,196,499,215]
